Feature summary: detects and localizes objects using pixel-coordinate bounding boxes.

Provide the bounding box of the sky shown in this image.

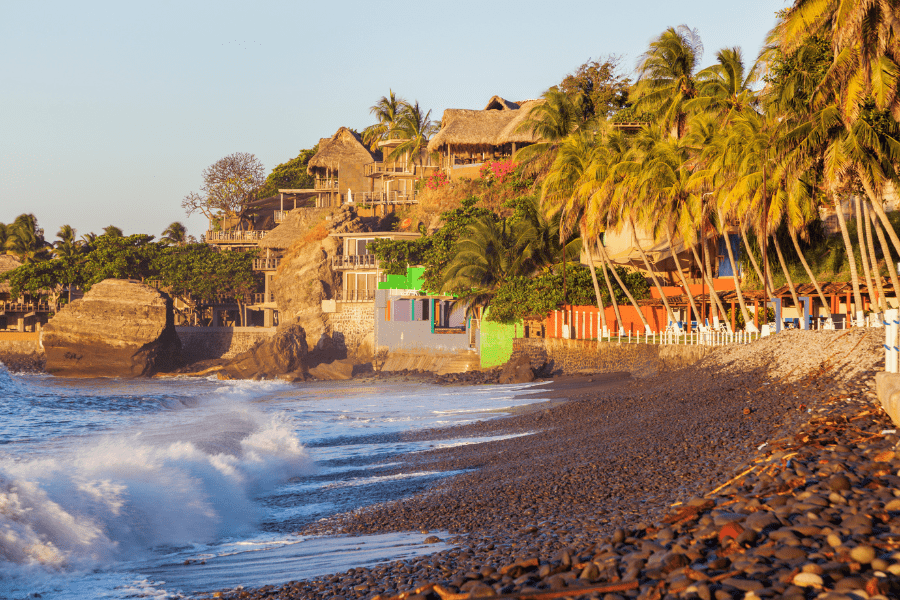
[0,0,790,242]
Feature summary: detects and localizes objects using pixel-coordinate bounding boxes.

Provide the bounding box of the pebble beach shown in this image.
[209,329,900,600]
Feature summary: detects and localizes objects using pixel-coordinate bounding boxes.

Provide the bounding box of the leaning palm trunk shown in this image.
[788,228,832,320]
[665,225,701,327]
[689,243,730,329]
[739,225,767,290]
[630,216,675,324]
[855,196,878,312]
[718,209,754,329]
[772,234,803,328]
[596,242,623,332]
[834,193,864,321]
[864,201,887,312]
[583,238,609,335]
[871,206,900,311]
[702,235,721,319]
[861,179,900,260]
[595,239,651,332]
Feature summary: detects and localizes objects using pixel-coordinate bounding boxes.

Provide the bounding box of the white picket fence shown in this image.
[885,308,900,372]
[592,328,761,346]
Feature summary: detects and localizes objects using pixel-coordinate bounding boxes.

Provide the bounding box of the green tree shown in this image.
[558,55,631,121]
[5,213,51,263]
[160,222,188,246]
[386,101,439,167]
[255,146,318,199]
[361,90,409,150]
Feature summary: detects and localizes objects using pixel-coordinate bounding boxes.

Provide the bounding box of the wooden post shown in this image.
[731,301,737,332]
[754,299,759,330]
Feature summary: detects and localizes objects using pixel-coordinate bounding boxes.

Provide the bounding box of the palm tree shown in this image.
[102,225,124,238]
[689,46,759,119]
[514,87,587,165]
[53,225,81,259]
[161,221,188,246]
[5,213,51,263]
[362,90,409,150]
[780,0,900,119]
[634,25,703,139]
[386,102,440,168]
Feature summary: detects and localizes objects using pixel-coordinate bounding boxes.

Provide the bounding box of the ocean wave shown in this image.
[0,403,312,570]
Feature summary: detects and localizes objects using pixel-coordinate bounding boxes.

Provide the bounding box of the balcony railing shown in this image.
[332,254,378,270]
[354,191,418,205]
[274,210,286,223]
[339,289,376,302]
[253,257,281,271]
[364,162,414,177]
[206,230,269,242]
[252,292,276,305]
[315,178,339,190]
[1,302,55,313]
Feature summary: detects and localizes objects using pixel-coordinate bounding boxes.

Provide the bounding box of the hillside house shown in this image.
[307,127,380,208]
[427,96,542,179]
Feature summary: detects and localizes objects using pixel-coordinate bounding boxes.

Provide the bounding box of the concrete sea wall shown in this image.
[328,302,375,359]
[176,327,276,363]
[0,331,42,355]
[512,337,713,378]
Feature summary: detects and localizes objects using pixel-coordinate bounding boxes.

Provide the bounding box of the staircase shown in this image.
[434,350,481,376]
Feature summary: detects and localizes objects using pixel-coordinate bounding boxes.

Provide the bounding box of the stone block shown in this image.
[876,372,900,427]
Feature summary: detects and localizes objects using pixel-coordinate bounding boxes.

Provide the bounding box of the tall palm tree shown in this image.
[634,25,703,139]
[689,46,759,119]
[161,221,188,246]
[53,225,81,259]
[362,90,409,150]
[5,213,51,263]
[780,0,900,119]
[102,225,124,238]
[514,87,587,165]
[386,102,440,168]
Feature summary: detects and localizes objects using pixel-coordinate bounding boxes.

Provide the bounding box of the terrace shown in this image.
[332,254,378,270]
[354,191,418,205]
[206,230,269,243]
[253,257,281,271]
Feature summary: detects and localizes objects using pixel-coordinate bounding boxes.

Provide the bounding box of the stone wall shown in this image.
[176,327,276,363]
[0,332,42,355]
[327,302,375,360]
[512,337,713,378]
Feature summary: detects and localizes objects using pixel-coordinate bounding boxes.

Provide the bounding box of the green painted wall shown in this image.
[480,316,522,368]
[378,267,426,291]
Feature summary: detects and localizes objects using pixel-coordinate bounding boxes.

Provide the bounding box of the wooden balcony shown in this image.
[364,162,414,177]
[332,254,378,270]
[339,289,376,302]
[274,210,286,223]
[252,292,276,305]
[206,230,269,243]
[354,191,418,205]
[253,257,281,271]
[1,302,55,314]
[315,178,339,190]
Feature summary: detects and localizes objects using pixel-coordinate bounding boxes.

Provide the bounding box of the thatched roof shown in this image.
[0,255,22,294]
[427,98,543,153]
[307,127,377,173]
[258,207,330,249]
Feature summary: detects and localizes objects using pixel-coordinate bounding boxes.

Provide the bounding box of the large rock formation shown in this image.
[219,323,308,380]
[43,279,181,377]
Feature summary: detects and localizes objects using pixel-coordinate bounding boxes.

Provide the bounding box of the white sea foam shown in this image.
[0,397,312,572]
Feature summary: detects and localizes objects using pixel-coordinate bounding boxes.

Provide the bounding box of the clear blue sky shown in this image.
[0,0,789,241]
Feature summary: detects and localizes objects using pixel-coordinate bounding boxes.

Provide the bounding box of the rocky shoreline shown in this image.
[203,329,900,600]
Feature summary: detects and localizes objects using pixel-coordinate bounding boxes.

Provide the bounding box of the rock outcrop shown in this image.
[307,358,355,381]
[218,323,308,380]
[43,279,181,377]
[498,354,535,384]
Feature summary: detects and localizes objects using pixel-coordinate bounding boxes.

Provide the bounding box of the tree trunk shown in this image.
[595,239,651,331]
[703,234,720,318]
[861,178,900,259]
[789,228,832,319]
[855,195,877,311]
[772,234,803,328]
[690,242,729,328]
[666,224,701,326]
[833,193,864,320]
[583,237,609,335]
[596,242,623,332]
[739,225,766,289]
[631,216,675,324]
[863,200,887,312]
[871,202,900,311]
[718,208,754,329]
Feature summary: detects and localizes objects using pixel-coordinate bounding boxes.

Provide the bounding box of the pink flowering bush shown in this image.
[424,171,449,190]
[479,160,518,184]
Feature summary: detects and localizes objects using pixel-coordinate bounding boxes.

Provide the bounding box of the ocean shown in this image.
[0,364,541,599]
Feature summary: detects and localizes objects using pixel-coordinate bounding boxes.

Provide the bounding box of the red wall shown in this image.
[649,278,736,300]
[542,304,671,339]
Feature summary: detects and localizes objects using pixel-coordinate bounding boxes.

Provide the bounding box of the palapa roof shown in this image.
[307,127,377,173]
[427,97,543,153]
[0,254,22,294]
[258,207,329,250]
